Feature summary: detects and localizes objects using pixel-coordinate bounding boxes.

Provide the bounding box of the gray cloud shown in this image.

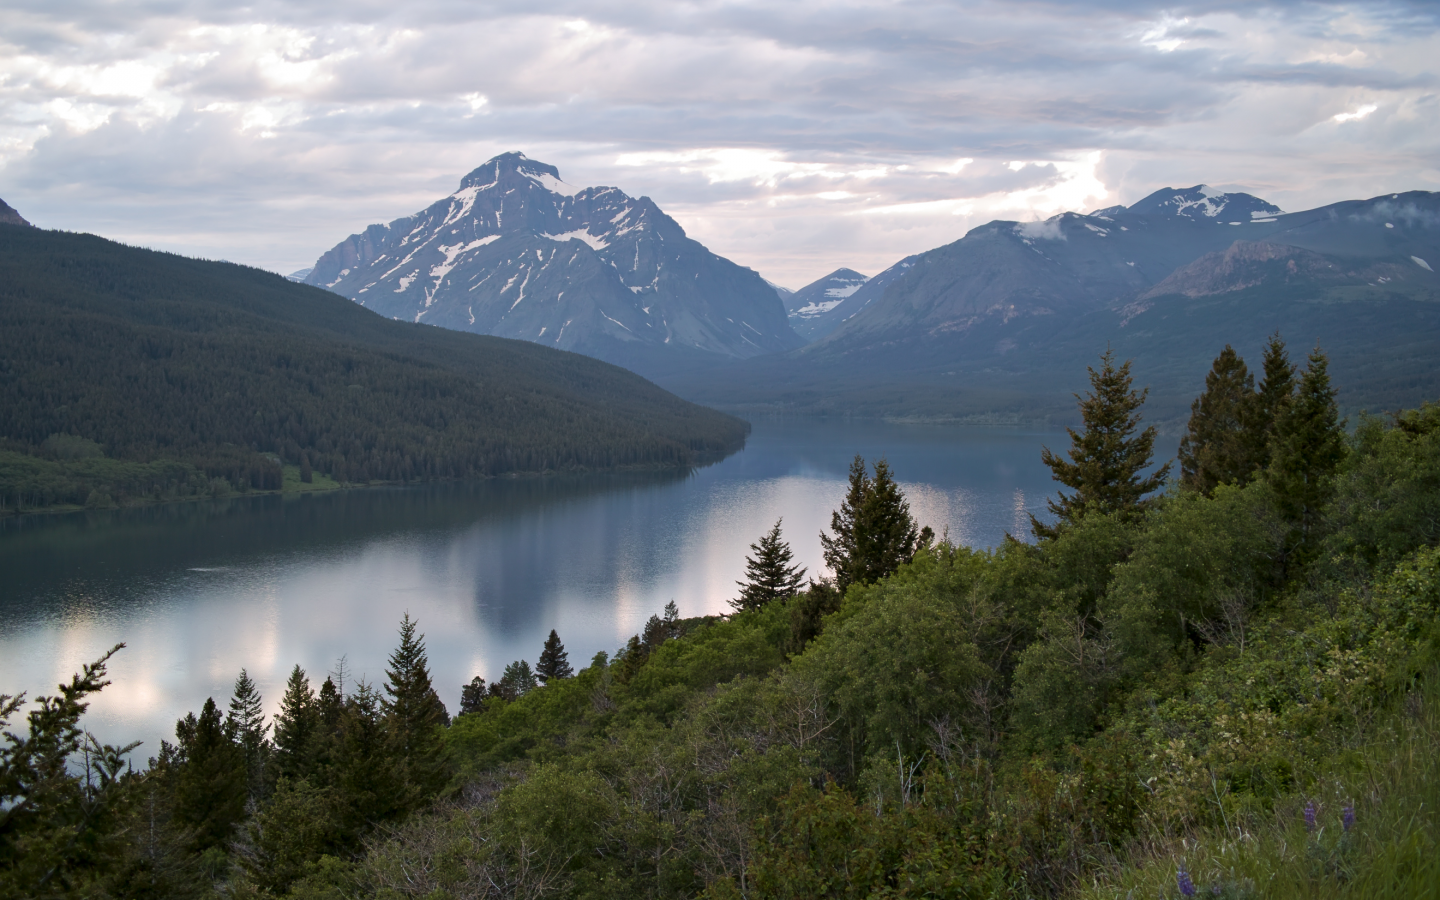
[1,0,1436,287]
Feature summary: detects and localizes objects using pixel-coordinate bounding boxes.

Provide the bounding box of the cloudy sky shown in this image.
[2,0,1437,288]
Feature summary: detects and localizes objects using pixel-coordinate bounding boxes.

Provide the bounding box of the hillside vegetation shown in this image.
[0,225,748,512]
[4,343,1440,899]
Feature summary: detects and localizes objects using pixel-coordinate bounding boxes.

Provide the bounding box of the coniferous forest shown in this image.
[5,337,1440,899]
[0,225,748,512]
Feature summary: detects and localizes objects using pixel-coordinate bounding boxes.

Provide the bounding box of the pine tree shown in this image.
[332,680,408,833]
[1178,345,1264,495]
[822,456,931,589]
[271,665,318,783]
[458,676,488,715]
[225,669,270,803]
[1252,332,1297,468]
[173,697,247,852]
[1266,346,1346,564]
[536,630,574,683]
[492,660,538,700]
[383,614,450,798]
[733,519,807,612]
[1032,348,1170,540]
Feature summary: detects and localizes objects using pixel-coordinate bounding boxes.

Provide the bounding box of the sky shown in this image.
[2,0,1437,289]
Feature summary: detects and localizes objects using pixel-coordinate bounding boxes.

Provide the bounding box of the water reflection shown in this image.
[0,419,1071,750]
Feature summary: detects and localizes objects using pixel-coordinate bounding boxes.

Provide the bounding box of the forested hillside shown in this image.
[6,340,1439,898]
[0,224,748,512]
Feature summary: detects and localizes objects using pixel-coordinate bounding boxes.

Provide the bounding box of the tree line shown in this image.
[5,334,1440,899]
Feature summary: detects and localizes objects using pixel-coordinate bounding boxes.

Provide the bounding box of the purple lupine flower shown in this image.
[1304,800,1317,833]
[1343,805,1355,832]
[1211,884,1222,896]
[1177,864,1196,898]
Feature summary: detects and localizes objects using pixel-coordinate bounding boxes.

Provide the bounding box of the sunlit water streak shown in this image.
[0,419,1111,751]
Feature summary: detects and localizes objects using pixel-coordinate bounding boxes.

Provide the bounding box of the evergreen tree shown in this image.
[271,665,318,784]
[822,456,931,590]
[332,681,408,834]
[732,519,807,612]
[172,697,246,853]
[1266,346,1346,563]
[1253,332,1298,468]
[382,614,450,798]
[224,669,270,804]
[458,676,488,716]
[1032,348,1170,540]
[536,630,574,683]
[493,660,539,700]
[663,600,681,638]
[1178,345,1264,495]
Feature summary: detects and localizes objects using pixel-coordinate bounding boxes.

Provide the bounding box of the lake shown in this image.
[0,418,1082,750]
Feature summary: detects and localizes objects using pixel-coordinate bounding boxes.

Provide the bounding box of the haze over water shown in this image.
[0,419,1086,750]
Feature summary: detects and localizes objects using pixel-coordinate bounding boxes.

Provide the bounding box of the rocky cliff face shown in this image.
[0,198,32,227]
[305,153,801,375]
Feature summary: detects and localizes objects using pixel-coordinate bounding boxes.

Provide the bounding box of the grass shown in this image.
[280,464,343,493]
[1080,680,1440,900]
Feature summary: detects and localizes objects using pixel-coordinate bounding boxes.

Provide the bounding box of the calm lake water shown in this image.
[0,418,1085,750]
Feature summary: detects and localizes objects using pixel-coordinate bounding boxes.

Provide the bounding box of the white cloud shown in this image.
[1333,103,1379,123]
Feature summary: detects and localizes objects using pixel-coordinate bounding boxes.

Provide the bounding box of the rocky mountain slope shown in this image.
[0,198,31,227]
[659,187,1440,423]
[305,153,801,376]
[783,268,868,341]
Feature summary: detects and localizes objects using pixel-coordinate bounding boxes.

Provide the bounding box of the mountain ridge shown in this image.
[305,152,802,377]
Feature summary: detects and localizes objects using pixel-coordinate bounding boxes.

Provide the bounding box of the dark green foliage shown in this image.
[820,455,931,590]
[536,630,574,683]
[1267,346,1347,564]
[1033,348,1170,540]
[225,669,270,804]
[458,676,488,716]
[1326,403,1440,572]
[785,579,843,654]
[0,226,749,512]
[1179,345,1265,494]
[1255,332,1299,465]
[172,697,247,853]
[383,615,450,799]
[0,645,137,899]
[271,665,319,784]
[733,519,807,612]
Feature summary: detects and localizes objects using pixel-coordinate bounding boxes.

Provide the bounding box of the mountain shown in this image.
[0,224,749,507]
[784,268,868,340]
[304,152,802,377]
[658,188,1440,423]
[285,267,313,282]
[0,198,31,227]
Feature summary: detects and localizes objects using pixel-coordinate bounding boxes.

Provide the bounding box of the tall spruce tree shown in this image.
[383,614,450,798]
[173,697,247,852]
[225,669,270,804]
[270,665,318,783]
[732,519,807,612]
[536,630,574,683]
[1253,332,1298,469]
[1266,346,1346,564]
[1032,348,1170,540]
[821,456,931,590]
[1178,345,1264,495]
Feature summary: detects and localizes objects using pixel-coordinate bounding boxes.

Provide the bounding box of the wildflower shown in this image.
[1304,800,1317,833]
[1343,804,1355,832]
[1177,864,1196,898]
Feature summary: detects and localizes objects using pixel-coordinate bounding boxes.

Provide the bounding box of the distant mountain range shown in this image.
[304,152,801,377]
[660,185,1440,424]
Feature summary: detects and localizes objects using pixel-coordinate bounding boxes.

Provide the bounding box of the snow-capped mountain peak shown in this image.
[1126,184,1284,222]
[304,152,800,372]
